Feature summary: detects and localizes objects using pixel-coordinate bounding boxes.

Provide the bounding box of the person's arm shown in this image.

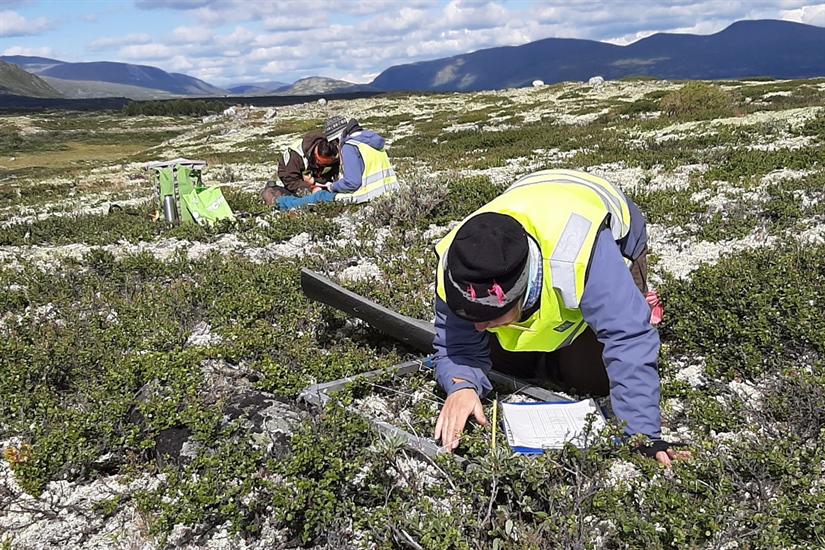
[328,143,365,193]
[581,228,689,466]
[432,296,494,394]
[314,161,340,185]
[580,227,661,439]
[432,296,494,450]
[617,195,649,260]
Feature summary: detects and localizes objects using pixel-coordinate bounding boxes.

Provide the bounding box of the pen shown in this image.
[505,324,536,332]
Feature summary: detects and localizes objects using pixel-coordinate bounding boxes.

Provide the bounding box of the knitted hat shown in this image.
[324,115,348,142]
[443,212,530,322]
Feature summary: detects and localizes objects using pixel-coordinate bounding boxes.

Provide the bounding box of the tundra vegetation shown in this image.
[0,77,824,549]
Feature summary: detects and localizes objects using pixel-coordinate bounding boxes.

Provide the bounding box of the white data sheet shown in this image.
[500,399,606,452]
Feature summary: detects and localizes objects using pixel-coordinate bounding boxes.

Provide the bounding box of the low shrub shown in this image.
[659,82,735,121]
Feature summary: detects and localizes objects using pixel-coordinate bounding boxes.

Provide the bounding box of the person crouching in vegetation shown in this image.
[273,115,399,210]
[261,130,340,205]
[431,169,690,467]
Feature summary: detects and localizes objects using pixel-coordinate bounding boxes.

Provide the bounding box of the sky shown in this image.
[1,0,824,89]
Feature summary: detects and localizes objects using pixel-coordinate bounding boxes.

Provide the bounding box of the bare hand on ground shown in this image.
[434,388,487,451]
[655,447,692,468]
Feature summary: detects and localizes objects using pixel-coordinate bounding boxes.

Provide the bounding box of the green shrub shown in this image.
[660,242,825,380]
[659,82,734,121]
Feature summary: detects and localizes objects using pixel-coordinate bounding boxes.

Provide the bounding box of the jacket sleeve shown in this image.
[432,296,494,397]
[580,227,662,438]
[617,196,649,260]
[277,151,309,193]
[329,143,365,193]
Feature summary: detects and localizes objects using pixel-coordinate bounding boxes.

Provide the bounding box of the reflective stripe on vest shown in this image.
[507,169,631,242]
[434,170,634,353]
[283,138,306,167]
[334,138,399,204]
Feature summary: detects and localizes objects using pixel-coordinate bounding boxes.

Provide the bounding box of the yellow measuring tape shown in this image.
[491,398,498,450]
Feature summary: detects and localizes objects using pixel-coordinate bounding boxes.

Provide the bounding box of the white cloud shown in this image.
[88,33,151,52]
[781,3,825,24]
[168,25,215,45]
[3,0,824,87]
[260,59,301,76]
[1,45,55,57]
[166,55,194,71]
[0,10,54,37]
[261,15,315,32]
[442,0,512,30]
[215,26,257,46]
[118,43,173,61]
[365,6,432,33]
[135,0,212,9]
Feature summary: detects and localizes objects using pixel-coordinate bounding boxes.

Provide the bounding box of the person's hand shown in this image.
[635,438,691,467]
[434,387,487,451]
[302,174,315,186]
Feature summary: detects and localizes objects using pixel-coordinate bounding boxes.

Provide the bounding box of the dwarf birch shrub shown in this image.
[704,144,825,182]
[2,78,825,548]
[660,242,825,380]
[271,402,379,544]
[796,107,825,140]
[659,82,734,120]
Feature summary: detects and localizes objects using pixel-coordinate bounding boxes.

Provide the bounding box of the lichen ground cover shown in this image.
[1,78,824,549]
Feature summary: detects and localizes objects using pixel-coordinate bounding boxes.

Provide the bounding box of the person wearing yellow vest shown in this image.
[275,115,399,210]
[432,169,689,467]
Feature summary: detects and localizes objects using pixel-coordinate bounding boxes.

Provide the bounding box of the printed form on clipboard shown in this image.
[500,398,606,453]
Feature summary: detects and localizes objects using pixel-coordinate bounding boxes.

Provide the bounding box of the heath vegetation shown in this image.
[0,77,823,549]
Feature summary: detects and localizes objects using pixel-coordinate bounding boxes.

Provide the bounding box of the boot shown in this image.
[261,186,282,206]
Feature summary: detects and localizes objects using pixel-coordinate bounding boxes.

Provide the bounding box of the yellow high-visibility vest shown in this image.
[334,135,398,203]
[435,169,633,352]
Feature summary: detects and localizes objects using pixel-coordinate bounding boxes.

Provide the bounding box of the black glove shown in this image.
[634,438,689,458]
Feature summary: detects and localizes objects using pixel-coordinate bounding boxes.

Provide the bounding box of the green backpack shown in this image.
[145,159,235,225]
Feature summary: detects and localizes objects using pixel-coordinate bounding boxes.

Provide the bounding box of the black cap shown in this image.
[444,212,530,322]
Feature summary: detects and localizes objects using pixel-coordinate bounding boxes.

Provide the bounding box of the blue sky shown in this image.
[1,0,824,88]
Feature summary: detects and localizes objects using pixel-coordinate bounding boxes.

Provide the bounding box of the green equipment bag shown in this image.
[144,159,235,225]
[181,186,235,225]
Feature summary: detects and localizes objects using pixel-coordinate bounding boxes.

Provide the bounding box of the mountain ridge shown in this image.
[1,19,823,101]
[0,60,63,98]
[369,19,825,92]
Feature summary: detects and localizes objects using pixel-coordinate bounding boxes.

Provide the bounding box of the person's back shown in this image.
[329,122,397,202]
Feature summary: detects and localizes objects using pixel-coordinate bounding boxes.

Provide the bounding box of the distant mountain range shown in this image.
[0,55,228,97]
[371,19,825,91]
[0,57,374,101]
[226,81,290,95]
[0,19,823,105]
